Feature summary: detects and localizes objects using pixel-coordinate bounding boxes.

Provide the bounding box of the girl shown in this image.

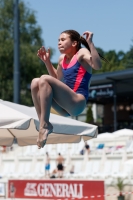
[31,30,105,149]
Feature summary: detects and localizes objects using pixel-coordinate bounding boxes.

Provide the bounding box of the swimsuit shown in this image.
[57,163,64,171]
[62,53,92,101]
[45,163,50,170]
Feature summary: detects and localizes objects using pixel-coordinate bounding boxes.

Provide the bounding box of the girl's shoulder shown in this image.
[58,54,65,65]
[59,54,65,61]
[78,47,91,55]
[77,48,91,62]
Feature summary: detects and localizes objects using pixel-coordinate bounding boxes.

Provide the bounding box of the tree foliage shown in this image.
[124,44,133,69]
[93,48,127,74]
[86,105,94,123]
[0,0,55,105]
[94,43,133,74]
[110,177,129,199]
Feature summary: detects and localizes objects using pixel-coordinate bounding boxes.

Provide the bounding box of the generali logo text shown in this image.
[24,182,83,198]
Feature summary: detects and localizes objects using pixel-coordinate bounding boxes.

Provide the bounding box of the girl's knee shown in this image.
[39,75,52,86]
[40,75,51,81]
[31,78,39,89]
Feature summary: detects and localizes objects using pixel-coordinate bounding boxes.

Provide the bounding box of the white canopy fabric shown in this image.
[112,128,133,137]
[97,132,114,139]
[0,99,98,146]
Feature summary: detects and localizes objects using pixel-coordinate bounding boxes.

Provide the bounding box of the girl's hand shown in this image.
[83,31,93,44]
[37,46,50,64]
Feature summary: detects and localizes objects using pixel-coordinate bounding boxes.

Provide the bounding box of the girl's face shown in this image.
[58,33,75,54]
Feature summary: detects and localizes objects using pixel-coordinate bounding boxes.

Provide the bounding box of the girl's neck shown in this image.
[65,50,77,63]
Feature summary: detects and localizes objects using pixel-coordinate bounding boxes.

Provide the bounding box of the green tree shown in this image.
[124,40,133,69]
[110,178,129,200]
[93,49,126,74]
[0,0,55,105]
[86,105,94,123]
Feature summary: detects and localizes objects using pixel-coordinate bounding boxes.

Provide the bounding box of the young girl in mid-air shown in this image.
[31,30,106,149]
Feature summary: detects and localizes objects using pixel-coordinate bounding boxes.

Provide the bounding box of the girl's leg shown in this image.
[31,78,72,148]
[37,75,86,147]
[31,75,86,148]
[31,78,41,120]
[39,75,86,117]
[51,99,70,117]
[31,78,70,118]
[38,79,53,148]
[31,78,52,148]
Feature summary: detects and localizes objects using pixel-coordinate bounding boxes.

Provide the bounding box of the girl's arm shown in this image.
[37,46,64,80]
[37,46,57,78]
[82,31,102,70]
[88,42,102,70]
[57,54,64,82]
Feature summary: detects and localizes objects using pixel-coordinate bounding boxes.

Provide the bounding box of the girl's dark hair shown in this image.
[61,30,108,63]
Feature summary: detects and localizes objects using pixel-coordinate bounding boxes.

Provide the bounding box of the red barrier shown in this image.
[8,180,105,200]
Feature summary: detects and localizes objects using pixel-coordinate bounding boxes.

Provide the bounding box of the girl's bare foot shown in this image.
[37,122,53,149]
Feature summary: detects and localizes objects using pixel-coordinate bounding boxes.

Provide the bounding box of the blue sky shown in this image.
[23,0,133,62]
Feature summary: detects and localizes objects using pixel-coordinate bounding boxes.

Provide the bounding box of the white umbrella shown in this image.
[97,132,115,139]
[113,129,133,137]
[0,99,98,146]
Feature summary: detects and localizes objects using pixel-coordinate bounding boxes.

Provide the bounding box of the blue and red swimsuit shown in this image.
[62,53,92,101]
